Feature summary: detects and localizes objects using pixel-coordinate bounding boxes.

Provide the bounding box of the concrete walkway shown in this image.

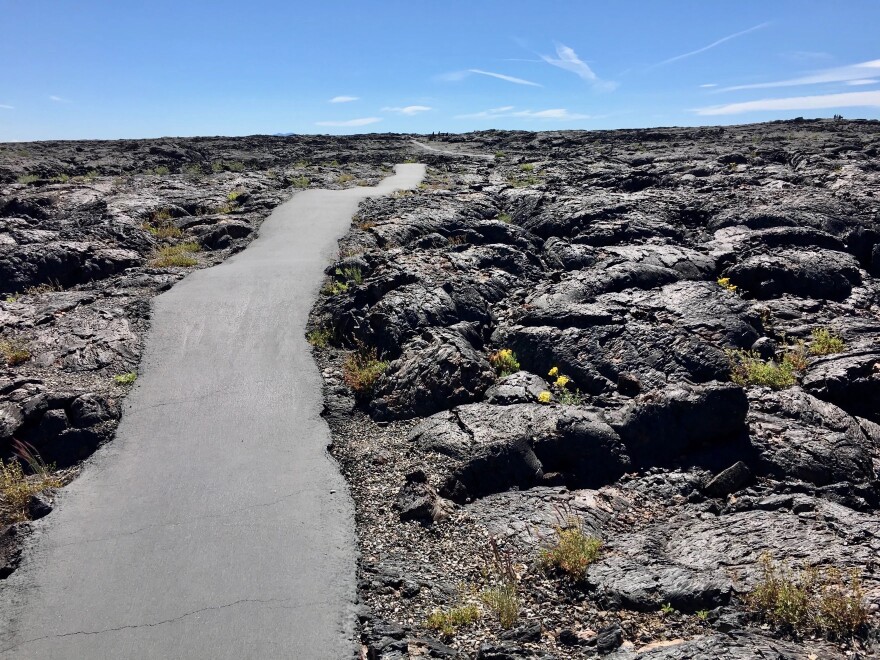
[0,164,426,659]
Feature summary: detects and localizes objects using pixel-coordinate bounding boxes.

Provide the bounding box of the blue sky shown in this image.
[2,0,879,141]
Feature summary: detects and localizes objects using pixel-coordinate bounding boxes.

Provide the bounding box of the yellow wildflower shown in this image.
[548,366,559,377]
[555,375,570,389]
[537,391,552,404]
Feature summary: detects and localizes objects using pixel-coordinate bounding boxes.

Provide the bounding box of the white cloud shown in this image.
[651,22,770,69]
[720,59,880,92]
[0,104,13,110]
[467,69,542,87]
[382,105,432,115]
[49,95,70,103]
[456,106,591,121]
[700,83,718,88]
[329,96,359,103]
[847,79,879,86]
[694,90,880,115]
[541,43,617,91]
[315,117,382,127]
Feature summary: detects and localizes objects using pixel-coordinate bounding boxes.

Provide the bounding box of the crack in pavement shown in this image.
[0,596,320,654]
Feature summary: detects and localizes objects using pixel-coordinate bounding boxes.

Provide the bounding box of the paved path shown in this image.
[0,164,426,659]
[410,140,494,160]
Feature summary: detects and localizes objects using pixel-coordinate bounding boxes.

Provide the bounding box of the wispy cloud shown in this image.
[694,90,880,115]
[700,83,718,88]
[438,69,541,87]
[0,104,13,110]
[456,106,592,121]
[541,44,617,91]
[651,22,769,69]
[847,79,879,86]
[382,105,432,115]
[468,69,542,87]
[719,59,880,92]
[315,117,382,127]
[329,96,359,103]
[49,95,70,103]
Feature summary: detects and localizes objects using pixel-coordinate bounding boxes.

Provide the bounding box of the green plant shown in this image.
[746,554,868,639]
[151,243,200,268]
[0,338,31,366]
[519,163,534,172]
[810,327,845,356]
[489,349,520,377]
[338,266,363,285]
[114,372,137,385]
[16,174,40,185]
[727,349,799,389]
[661,603,675,615]
[24,280,62,295]
[227,190,242,202]
[342,344,388,397]
[494,151,506,159]
[497,212,512,223]
[151,208,174,222]
[321,280,348,295]
[696,609,710,621]
[480,538,519,629]
[337,173,354,184]
[425,604,481,637]
[152,165,170,175]
[306,327,333,349]
[540,518,602,580]
[51,173,70,184]
[289,176,310,188]
[4,296,19,304]
[0,441,62,525]
[182,163,205,179]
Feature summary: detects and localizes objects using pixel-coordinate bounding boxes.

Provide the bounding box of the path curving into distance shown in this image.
[0,164,426,659]
[410,139,495,160]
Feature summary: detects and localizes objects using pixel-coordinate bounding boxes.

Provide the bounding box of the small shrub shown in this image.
[151,208,174,222]
[810,327,845,356]
[746,554,868,639]
[494,151,506,159]
[0,442,62,525]
[337,173,354,184]
[696,609,710,621]
[0,339,31,366]
[16,174,40,185]
[289,176,310,188]
[151,243,200,268]
[425,604,481,637]
[497,212,512,223]
[337,266,363,285]
[480,582,519,629]
[489,348,520,376]
[519,163,535,172]
[342,345,388,397]
[227,190,242,202]
[114,372,137,385]
[152,165,170,176]
[182,164,204,179]
[306,327,333,348]
[540,520,602,580]
[24,280,62,295]
[727,349,798,389]
[143,222,183,239]
[660,603,675,615]
[51,173,70,184]
[226,161,245,172]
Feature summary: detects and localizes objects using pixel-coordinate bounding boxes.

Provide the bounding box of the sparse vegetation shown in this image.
[342,344,388,397]
[16,174,40,185]
[497,212,512,223]
[321,280,349,295]
[0,338,31,366]
[151,243,200,268]
[182,163,205,179]
[810,327,845,356]
[306,326,334,348]
[114,372,137,385]
[152,165,170,175]
[489,348,520,377]
[0,442,62,525]
[727,349,800,389]
[211,160,245,173]
[425,604,481,637]
[660,602,676,615]
[226,190,242,202]
[519,163,535,172]
[289,175,310,188]
[746,554,869,640]
[337,173,355,184]
[540,518,602,580]
[696,609,710,621]
[480,538,520,629]
[24,280,62,295]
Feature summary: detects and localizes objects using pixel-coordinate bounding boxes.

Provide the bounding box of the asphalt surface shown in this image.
[410,140,494,160]
[0,164,426,659]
